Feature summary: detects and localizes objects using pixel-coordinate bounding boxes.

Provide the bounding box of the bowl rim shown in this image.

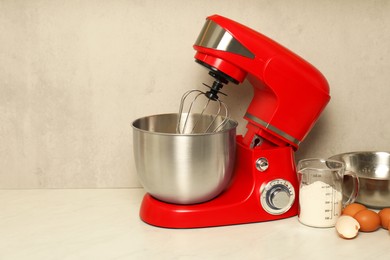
[329,151,390,180]
[132,113,238,136]
[329,151,390,157]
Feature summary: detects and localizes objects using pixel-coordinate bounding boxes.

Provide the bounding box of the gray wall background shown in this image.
[1,0,390,188]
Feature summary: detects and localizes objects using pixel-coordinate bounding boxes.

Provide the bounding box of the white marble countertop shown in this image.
[1,188,388,260]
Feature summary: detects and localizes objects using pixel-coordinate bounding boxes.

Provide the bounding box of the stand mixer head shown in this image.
[193,15,330,149]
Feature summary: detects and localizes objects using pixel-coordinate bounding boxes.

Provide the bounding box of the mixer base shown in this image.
[139,136,299,228]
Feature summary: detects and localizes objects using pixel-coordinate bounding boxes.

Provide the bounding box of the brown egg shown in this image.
[386,220,390,234]
[354,209,381,232]
[378,208,390,229]
[343,203,367,217]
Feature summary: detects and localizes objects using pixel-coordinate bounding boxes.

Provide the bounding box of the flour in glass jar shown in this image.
[298,180,343,227]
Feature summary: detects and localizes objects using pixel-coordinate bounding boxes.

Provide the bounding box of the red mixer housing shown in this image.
[139,15,330,228]
[194,15,330,149]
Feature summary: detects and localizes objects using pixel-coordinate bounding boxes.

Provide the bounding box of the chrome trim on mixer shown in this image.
[195,19,255,58]
[245,113,301,146]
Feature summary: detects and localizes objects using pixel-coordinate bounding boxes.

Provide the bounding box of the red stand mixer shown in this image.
[137,15,330,228]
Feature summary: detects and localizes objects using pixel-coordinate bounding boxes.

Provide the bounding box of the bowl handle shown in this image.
[343,170,360,206]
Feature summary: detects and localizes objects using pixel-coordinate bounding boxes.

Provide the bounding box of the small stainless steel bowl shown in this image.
[132,113,238,204]
[329,151,390,208]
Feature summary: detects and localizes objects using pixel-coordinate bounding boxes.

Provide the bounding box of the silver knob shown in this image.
[255,157,269,172]
[260,179,295,215]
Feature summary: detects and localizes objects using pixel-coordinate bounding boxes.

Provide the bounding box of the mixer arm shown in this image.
[193,14,330,149]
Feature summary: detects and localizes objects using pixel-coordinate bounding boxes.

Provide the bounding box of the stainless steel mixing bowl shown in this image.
[132,113,238,204]
[329,151,390,208]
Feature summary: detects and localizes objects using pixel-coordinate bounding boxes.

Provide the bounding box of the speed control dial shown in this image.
[260,179,295,215]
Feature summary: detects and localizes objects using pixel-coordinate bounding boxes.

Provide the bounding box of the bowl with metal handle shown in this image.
[329,151,390,208]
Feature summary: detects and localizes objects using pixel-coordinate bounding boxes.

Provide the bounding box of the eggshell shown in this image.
[354,209,381,232]
[378,208,390,229]
[342,203,367,217]
[335,215,360,239]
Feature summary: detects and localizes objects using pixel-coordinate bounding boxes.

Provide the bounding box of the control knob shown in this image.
[260,179,295,215]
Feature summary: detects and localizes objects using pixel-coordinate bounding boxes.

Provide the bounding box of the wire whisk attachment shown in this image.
[176,88,230,134]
